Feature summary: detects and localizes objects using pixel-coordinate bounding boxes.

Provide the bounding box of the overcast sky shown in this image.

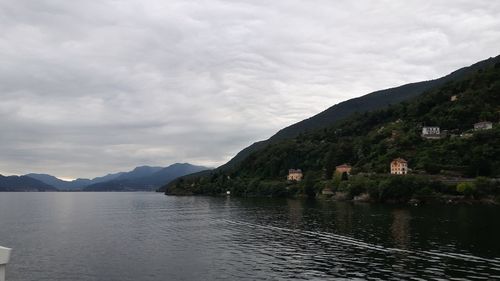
[1,0,499,179]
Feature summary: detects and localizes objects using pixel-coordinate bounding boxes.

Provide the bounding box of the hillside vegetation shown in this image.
[165,56,500,201]
[219,56,500,170]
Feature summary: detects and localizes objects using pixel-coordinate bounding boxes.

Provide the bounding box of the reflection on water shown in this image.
[0,193,500,281]
[391,209,411,249]
[286,198,303,227]
[333,201,354,234]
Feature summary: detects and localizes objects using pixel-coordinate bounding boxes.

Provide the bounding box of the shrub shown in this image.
[347,176,370,198]
[378,176,417,202]
[456,182,476,197]
[474,177,494,197]
[303,174,316,198]
[413,187,436,202]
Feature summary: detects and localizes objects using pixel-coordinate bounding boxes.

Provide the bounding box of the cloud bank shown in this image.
[1,0,499,178]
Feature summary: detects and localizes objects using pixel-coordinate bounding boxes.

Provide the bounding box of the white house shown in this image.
[422,126,440,135]
[422,126,441,139]
[474,121,493,131]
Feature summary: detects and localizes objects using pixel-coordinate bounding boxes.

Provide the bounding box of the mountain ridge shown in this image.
[0,174,57,192]
[26,171,125,190]
[165,54,500,196]
[84,163,211,191]
[218,56,500,171]
[23,163,210,191]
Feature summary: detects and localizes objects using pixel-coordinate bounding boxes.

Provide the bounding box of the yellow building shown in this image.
[390,158,408,175]
[335,164,352,175]
[287,169,303,181]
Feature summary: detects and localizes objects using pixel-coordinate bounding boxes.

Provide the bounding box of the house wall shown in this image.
[422,127,440,135]
[474,122,493,130]
[336,166,352,174]
[287,173,303,181]
[391,162,408,175]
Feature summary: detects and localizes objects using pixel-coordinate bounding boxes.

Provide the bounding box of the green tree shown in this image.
[456,182,476,197]
[303,174,316,198]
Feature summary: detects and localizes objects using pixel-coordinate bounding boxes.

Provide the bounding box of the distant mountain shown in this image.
[84,163,210,191]
[23,164,207,191]
[219,56,500,170]
[0,174,57,192]
[86,172,125,184]
[114,166,163,181]
[25,173,72,189]
[147,163,210,186]
[26,171,124,190]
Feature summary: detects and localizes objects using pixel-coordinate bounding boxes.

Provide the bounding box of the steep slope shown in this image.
[220,56,500,170]
[84,163,210,191]
[0,175,57,191]
[166,55,500,196]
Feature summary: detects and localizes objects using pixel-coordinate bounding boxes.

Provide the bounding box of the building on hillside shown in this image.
[474,121,493,131]
[335,164,352,175]
[322,188,334,196]
[421,126,442,139]
[460,133,473,139]
[287,169,303,181]
[450,95,458,101]
[390,158,408,175]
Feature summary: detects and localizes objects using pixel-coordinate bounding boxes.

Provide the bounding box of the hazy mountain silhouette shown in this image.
[84,163,210,191]
[0,174,57,191]
[26,172,125,190]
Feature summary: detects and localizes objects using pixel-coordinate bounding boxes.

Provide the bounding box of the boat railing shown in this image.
[0,246,11,281]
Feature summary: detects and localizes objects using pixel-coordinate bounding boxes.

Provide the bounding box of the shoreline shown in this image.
[164,191,500,205]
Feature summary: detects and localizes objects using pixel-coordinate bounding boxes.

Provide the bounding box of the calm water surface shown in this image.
[0,192,499,280]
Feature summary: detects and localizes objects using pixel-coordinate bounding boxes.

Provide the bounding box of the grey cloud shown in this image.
[1,0,499,178]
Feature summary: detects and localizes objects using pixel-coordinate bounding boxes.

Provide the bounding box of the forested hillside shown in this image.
[220,56,500,170]
[165,56,500,199]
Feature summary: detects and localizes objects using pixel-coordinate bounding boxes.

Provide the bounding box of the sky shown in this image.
[1,0,500,179]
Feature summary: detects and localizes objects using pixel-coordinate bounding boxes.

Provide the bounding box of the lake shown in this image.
[0,192,499,280]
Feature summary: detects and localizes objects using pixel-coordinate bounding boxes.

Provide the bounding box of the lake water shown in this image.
[0,192,499,280]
